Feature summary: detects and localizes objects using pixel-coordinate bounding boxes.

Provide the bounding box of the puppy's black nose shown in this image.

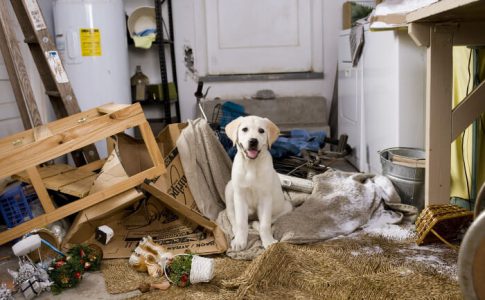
[248,138,258,149]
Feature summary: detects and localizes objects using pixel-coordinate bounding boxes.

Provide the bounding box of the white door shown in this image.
[205,0,312,75]
[0,54,24,138]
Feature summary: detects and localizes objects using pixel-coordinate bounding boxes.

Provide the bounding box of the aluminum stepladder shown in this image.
[0,0,99,166]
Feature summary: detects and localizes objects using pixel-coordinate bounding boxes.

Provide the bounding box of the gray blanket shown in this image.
[217,170,404,260]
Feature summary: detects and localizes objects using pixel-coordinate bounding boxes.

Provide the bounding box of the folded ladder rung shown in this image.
[45,90,61,97]
[23,35,38,44]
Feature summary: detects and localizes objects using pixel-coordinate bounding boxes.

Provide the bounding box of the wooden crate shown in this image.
[0,103,165,245]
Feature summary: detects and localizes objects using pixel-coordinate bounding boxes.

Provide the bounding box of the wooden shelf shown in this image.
[407,0,485,23]
[132,99,178,105]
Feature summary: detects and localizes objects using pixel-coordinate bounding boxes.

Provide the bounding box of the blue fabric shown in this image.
[220,101,246,128]
[221,129,326,160]
[270,129,326,159]
[216,101,326,159]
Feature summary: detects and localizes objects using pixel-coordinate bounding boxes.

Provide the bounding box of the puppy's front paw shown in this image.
[261,237,278,249]
[231,235,247,251]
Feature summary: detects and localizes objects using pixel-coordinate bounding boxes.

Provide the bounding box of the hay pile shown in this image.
[102,233,461,299]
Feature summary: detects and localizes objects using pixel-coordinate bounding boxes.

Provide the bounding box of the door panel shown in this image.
[205,0,312,75]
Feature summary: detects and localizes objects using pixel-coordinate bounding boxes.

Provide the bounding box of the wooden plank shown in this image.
[0,104,146,178]
[452,22,485,46]
[0,107,102,157]
[59,174,97,198]
[43,169,94,191]
[77,159,105,173]
[451,79,485,141]
[26,166,55,213]
[0,0,42,129]
[14,164,74,182]
[407,0,481,23]
[408,23,430,47]
[33,125,52,141]
[142,183,215,231]
[97,104,130,115]
[424,26,453,205]
[0,165,164,245]
[139,121,164,167]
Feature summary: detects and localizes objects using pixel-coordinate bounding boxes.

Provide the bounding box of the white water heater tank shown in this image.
[53,0,130,111]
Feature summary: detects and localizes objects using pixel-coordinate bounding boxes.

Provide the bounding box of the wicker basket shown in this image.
[416,204,473,249]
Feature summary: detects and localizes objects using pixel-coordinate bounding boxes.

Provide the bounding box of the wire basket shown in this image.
[211,101,247,129]
[416,204,473,249]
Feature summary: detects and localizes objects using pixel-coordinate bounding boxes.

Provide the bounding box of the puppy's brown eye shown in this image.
[242,127,248,132]
[258,128,265,134]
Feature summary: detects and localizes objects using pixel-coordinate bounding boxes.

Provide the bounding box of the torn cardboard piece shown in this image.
[83,185,227,258]
[113,124,197,211]
[62,150,144,247]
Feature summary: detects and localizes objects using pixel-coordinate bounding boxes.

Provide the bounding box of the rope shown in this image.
[189,255,214,284]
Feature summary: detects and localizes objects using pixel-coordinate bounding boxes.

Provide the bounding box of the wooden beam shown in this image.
[0,165,165,245]
[33,125,52,141]
[77,159,106,173]
[408,23,430,47]
[138,121,164,167]
[451,80,485,141]
[453,22,485,46]
[424,27,454,205]
[0,107,102,156]
[0,0,42,129]
[406,0,480,23]
[0,105,146,178]
[142,183,215,231]
[26,166,55,213]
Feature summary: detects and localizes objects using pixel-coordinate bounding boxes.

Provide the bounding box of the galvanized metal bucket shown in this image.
[380,147,425,212]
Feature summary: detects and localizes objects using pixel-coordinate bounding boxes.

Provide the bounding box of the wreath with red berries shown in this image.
[48,244,103,294]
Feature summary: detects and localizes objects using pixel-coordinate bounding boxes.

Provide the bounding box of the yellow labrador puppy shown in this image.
[225,116,292,251]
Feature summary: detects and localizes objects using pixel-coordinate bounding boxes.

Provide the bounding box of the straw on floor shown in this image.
[101,233,461,300]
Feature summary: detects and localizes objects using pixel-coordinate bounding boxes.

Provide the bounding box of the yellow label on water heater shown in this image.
[80,28,101,56]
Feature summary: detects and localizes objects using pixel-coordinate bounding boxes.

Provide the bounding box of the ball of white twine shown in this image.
[163,254,214,284]
[189,255,214,284]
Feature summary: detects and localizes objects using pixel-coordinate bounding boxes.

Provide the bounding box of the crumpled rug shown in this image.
[103,230,461,299]
[217,169,407,260]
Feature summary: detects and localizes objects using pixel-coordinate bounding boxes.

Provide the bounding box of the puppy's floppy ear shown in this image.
[225,117,243,145]
[264,118,280,148]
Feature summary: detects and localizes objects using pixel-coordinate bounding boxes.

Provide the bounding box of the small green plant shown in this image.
[166,254,193,287]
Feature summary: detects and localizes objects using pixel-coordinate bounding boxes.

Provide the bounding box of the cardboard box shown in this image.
[64,123,227,258]
[343,1,352,30]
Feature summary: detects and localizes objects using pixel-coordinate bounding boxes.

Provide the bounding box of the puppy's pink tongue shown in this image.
[247,150,258,159]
